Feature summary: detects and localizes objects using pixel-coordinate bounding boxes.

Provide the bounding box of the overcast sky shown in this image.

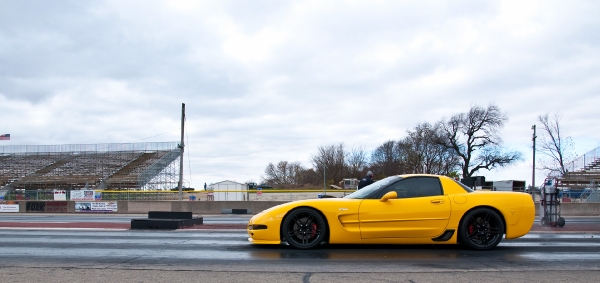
[1,0,599,188]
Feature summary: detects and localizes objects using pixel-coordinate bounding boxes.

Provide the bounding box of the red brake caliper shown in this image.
[310,223,317,238]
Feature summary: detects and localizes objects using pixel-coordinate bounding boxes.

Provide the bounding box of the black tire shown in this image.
[540,216,549,226]
[557,217,566,227]
[281,208,327,249]
[459,208,505,250]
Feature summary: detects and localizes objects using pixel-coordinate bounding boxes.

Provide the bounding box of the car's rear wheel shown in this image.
[459,207,505,250]
[282,208,327,249]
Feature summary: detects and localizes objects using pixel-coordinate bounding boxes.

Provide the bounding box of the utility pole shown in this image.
[323,165,326,197]
[531,125,536,192]
[178,103,185,201]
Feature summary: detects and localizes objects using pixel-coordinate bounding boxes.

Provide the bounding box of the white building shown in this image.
[209,180,248,201]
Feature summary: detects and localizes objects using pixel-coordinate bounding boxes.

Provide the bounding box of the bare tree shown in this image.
[401,122,460,175]
[371,140,400,177]
[537,112,575,176]
[311,143,346,186]
[262,161,305,187]
[297,168,320,187]
[436,104,522,178]
[346,144,369,178]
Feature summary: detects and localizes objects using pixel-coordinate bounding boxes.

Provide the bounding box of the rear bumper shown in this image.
[505,195,535,239]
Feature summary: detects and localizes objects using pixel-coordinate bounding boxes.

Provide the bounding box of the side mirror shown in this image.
[380,191,398,202]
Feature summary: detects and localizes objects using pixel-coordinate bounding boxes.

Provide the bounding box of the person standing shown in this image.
[358,171,375,189]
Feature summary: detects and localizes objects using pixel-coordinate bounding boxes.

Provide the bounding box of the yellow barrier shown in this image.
[98,189,355,193]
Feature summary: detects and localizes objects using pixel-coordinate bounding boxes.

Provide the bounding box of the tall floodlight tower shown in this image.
[531,125,537,192]
[178,103,185,201]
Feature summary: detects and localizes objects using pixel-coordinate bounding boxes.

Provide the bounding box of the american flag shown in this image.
[0,134,10,140]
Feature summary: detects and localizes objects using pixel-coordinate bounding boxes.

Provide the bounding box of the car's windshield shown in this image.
[343,176,402,199]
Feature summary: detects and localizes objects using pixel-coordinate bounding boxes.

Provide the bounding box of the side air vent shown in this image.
[432,229,455,242]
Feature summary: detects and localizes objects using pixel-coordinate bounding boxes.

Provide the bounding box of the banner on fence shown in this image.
[75,202,117,213]
[70,190,96,201]
[54,190,67,201]
[0,204,19,212]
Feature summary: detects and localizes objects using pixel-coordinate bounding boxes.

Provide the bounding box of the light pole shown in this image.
[178,103,185,201]
[531,125,537,192]
[323,165,327,196]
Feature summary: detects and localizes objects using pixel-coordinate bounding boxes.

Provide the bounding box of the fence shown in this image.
[1,189,355,202]
[0,142,179,154]
[565,146,600,172]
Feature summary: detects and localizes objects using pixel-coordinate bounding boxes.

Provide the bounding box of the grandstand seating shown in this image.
[559,171,600,189]
[0,142,180,191]
[0,153,66,187]
[558,158,599,192]
[557,146,600,190]
[104,151,173,189]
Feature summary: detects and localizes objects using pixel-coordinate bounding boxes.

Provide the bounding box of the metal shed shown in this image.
[209,180,248,201]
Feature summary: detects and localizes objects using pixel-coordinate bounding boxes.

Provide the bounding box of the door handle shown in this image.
[430,199,445,204]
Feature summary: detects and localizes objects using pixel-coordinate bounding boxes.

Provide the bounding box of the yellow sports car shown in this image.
[247,174,535,250]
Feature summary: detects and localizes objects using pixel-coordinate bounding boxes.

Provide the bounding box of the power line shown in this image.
[130,128,181,143]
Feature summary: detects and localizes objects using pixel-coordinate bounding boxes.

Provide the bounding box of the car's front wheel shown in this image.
[459,207,505,250]
[281,208,327,249]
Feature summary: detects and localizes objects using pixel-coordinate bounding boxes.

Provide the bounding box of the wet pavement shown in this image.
[0,214,250,229]
[0,214,599,232]
[1,215,599,282]
[0,228,599,274]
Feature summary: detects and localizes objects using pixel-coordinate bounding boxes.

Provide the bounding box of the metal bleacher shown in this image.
[0,142,180,191]
[558,146,600,202]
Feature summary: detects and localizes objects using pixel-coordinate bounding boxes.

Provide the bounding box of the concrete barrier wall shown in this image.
[553,202,600,216]
[6,200,600,216]
[120,201,600,216]
[171,201,286,214]
[127,201,171,213]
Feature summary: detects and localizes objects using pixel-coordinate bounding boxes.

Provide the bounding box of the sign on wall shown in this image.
[75,202,117,213]
[46,201,68,213]
[25,201,68,213]
[70,190,95,201]
[0,204,19,212]
[26,202,46,212]
[54,190,67,201]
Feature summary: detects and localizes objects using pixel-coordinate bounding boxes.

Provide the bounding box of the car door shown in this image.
[358,176,451,239]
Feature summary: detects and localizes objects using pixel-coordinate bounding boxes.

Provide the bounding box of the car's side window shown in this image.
[377,177,443,199]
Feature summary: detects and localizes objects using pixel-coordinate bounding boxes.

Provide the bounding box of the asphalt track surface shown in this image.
[1,214,600,282]
[1,213,600,232]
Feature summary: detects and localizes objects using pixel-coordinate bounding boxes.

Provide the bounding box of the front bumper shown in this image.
[247,211,282,245]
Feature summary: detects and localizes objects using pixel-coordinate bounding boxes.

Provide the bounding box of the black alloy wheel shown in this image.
[459,208,505,250]
[281,208,328,249]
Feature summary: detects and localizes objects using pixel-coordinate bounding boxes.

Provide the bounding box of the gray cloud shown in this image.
[1,0,599,186]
